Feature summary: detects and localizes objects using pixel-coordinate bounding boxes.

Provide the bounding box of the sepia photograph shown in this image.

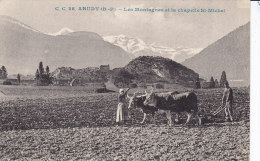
[0,0,251,160]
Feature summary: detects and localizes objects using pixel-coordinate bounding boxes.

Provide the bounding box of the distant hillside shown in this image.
[51,67,110,83]
[116,56,199,87]
[182,22,250,86]
[0,16,133,75]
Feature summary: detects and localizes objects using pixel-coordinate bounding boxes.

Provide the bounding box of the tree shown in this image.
[1,66,7,79]
[45,66,52,85]
[35,69,40,79]
[112,69,134,87]
[195,77,201,89]
[220,71,227,87]
[35,62,52,86]
[35,69,40,85]
[46,66,50,76]
[215,79,219,88]
[209,76,215,88]
[39,62,44,77]
[17,74,21,84]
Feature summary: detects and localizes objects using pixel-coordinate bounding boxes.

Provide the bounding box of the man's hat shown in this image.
[119,89,124,93]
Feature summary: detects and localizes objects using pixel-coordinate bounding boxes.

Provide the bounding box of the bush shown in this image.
[138,82,147,89]
[195,78,201,89]
[111,69,134,88]
[3,81,12,85]
[95,88,114,93]
[209,77,215,88]
[129,83,137,88]
[154,83,164,89]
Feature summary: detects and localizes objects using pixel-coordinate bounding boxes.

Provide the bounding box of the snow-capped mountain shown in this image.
[103,34,202,63]
[103,34,148,53]
[0,16,132,75]
[48,27,74,36]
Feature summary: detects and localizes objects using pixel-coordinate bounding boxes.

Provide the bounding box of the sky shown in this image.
[0,0,250,48]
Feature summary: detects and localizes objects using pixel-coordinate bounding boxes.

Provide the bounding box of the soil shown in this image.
[0,86,249,160]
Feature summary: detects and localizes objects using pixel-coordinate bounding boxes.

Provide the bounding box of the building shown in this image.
[86,67,99,71]
[100,64,110,72]
[2,78,18,85]
[201,81,211,89]
[53,78,71,86]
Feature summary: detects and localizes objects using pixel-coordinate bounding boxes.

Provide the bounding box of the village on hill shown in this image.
[0,56,230,91]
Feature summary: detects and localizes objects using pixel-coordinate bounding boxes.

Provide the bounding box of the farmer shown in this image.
[116,88,130,125]
[222,81,234,122]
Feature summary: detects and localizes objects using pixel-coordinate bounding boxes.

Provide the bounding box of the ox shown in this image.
[128,91,180,125]
[143,90,202,126]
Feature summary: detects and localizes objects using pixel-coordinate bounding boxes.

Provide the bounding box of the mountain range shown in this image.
[103,35,202,63]
[0,15,202,75]
[50,30,203,63]
[0,15,250,87]
[182,22,250,86]
[0,15,133,75]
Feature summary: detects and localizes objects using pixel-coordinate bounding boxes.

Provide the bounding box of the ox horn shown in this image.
[145,90,148,95]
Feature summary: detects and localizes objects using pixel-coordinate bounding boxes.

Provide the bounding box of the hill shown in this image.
[182,22,250,86]
[0,16,133,75]
[113,56,199,87]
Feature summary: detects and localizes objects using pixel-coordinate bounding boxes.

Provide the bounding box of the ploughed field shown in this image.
[0,86,249,160]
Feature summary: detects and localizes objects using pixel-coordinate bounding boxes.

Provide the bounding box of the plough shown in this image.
[203,104,229,121]
[211,105,226,116]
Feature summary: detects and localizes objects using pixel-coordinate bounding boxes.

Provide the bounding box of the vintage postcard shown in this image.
[0,0,252,160]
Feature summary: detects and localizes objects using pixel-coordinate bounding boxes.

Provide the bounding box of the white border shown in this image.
[251,1,260,161]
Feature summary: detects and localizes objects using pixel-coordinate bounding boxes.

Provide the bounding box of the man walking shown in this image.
[222,81,234,122]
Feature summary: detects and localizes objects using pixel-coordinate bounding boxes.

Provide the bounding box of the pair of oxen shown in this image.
[127,89,202,126]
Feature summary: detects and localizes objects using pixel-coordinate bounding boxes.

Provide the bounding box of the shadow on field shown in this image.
[0,121,179,131]
[0,103,249,132]
[0,117,247,132]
